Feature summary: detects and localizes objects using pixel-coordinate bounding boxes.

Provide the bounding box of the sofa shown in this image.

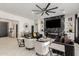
[50,41,74,56]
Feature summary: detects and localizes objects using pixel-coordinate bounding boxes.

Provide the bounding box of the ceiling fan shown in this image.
[32,3,58,16]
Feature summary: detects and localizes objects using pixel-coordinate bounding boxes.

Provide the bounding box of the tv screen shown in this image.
[46,19,61,28]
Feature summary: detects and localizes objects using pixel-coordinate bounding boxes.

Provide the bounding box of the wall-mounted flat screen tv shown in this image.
[46,19,61,28]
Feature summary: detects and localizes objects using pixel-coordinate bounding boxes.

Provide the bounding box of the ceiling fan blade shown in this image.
[45,12,49,15]
[32,11,42,14]
[41,12,44,16]
[32,10,42,13]
[36,4,43,11]
[35,12,41,14]
[44,3,50,10]
[48,11,56,13]
[47,7,58,11]
[32,10,41,12]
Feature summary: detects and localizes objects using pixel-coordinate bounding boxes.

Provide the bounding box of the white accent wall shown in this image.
[37,17,44,36]
[64,14,75,41]
[35,13,76,41]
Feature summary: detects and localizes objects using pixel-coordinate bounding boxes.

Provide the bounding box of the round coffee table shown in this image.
[35,38,50,56]
[25,38,36,50]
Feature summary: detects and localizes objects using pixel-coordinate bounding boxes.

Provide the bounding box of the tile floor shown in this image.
[0,37,79,56]
[0,37,36,56]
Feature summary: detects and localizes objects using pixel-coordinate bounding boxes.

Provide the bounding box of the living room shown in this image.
[0,3,79,56]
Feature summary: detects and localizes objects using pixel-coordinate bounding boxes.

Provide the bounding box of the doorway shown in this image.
[75,15,79,43]
[77,18,79,38]
[16,24,18,38]
[0,22,8,37]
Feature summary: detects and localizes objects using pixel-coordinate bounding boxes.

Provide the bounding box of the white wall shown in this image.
[34,16,45,36]
[38,17,44,36]
[0,10,34,37]
[64,14,75,41]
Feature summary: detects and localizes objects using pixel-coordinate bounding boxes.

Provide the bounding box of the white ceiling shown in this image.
[0,3,79,19]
